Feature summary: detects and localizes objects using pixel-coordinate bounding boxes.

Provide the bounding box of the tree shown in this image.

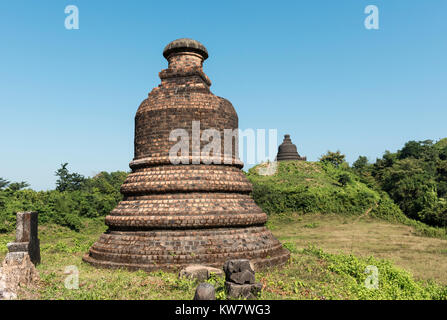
[55,163,86,192]
[353,156,369,171]
[320,151,346,167]
[0,178,10,190]
[436,159,447,198]
[369,138,447,227]
[8,181,30,191]
[376,158,437,221]
[82,171,128,195]
[439,146,447,161]
[350,155,378,188]
[398,140,436,161]
[372,151,397,180]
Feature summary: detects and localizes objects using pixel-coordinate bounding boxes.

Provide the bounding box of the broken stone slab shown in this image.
[228,269,256,285]
[181,267,208,282]
[179,264,224,282]
[7,240,41,266]
[0,252,40,300]
[6,212,40,265]
[7,242,29,252]
[223,259,255,277]
[193,282,216,300]
[223,259,256,285]
[225,281,262,300]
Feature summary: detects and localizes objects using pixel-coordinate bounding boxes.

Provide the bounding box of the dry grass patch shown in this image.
[270,213,447,284]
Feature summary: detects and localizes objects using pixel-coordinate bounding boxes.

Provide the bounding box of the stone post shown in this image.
[6,212,40,265]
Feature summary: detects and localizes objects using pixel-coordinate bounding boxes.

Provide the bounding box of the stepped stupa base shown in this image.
[82,226,290,271]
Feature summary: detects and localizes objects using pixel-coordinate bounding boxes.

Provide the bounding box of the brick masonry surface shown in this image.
[83,39,290,271]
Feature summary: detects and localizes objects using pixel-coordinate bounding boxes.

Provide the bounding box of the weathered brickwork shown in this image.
[84,226,288,271]
[84,38,290,271]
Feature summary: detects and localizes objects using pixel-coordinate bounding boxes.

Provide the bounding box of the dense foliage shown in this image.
[0,164,127,232]
[246,160,401,220]
[354,139,447,227]
[319,150,346,168]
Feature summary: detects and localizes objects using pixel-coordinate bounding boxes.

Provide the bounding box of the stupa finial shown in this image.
[163,38,208,60]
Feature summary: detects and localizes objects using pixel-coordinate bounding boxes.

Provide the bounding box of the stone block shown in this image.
[225,281,262,300]
[228,269,255,285]
[179,266,208,282]
[223,259,255,280]
[179,264,224,282]
[193,283,216,300]
[6,242,29,253]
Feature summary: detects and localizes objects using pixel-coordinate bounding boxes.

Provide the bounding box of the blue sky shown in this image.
[1,1,446,190]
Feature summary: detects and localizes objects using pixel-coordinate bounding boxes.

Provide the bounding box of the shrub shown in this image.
[319,151,346,167]
[304,246,447,300]
[338,173,351,187]
[0,170,128,233]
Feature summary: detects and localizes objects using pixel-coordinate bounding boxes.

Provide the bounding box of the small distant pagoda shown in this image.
[276,134,306,161]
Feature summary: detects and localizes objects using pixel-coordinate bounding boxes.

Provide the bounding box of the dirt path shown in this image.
[354,203,378,222]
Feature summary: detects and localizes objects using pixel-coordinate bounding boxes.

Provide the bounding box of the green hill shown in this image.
[247,160,393,216]
[246,160,446,238]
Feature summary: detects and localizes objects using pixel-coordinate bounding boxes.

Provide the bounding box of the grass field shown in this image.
[1,213,446,300]
[268,213,447,285]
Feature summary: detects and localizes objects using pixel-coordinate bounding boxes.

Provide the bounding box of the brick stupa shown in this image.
[83,39,290,271]
[276,134,306,161]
